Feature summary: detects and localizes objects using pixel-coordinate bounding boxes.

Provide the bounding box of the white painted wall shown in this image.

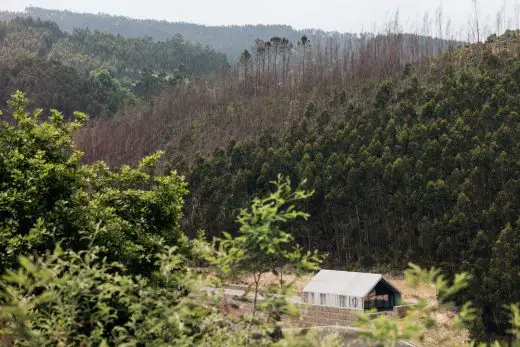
[303,291,363,310]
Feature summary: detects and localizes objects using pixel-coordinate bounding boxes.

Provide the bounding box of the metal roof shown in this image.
[302,270,401,297]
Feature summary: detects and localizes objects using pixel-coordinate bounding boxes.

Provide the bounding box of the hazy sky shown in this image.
[2,0,518,33]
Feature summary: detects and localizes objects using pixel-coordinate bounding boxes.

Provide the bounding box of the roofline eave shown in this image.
[361,276,402,297]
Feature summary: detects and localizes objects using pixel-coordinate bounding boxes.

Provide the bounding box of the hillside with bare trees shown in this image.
[76,27,460,165]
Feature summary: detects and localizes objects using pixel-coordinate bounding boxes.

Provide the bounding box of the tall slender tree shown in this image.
[298,35,310,87]
[239,49,252,87]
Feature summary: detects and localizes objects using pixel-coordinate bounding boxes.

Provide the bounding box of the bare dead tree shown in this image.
[473,0,481,42]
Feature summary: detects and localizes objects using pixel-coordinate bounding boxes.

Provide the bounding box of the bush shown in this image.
[0,91,188,274]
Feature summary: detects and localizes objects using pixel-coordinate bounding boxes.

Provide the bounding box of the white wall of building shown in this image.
[303,291,363,310]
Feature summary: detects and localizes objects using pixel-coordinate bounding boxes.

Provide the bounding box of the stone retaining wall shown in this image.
[292,304,359,327]
[393,305,410,318]
[288,303,415,327]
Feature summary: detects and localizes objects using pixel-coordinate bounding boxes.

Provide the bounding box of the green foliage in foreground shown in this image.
[0,246,220,346]
[0,175,331,346]
[0,97,329,345]
[0,91,188,274]
[1,246,519,346]
[0,245,337,346]
[214,176,323,317]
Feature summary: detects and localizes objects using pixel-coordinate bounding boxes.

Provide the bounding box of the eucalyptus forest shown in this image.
[0,4,520,347]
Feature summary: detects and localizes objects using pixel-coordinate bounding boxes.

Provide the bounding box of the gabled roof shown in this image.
[302,269,401,297]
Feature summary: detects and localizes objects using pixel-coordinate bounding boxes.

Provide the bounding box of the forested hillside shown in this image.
[181,32,520,341]
[0,17,228,117]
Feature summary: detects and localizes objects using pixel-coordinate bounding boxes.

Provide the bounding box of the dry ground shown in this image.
[388,275,470,346]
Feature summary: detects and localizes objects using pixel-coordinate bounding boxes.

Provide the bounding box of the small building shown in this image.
[302,270,401,311]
